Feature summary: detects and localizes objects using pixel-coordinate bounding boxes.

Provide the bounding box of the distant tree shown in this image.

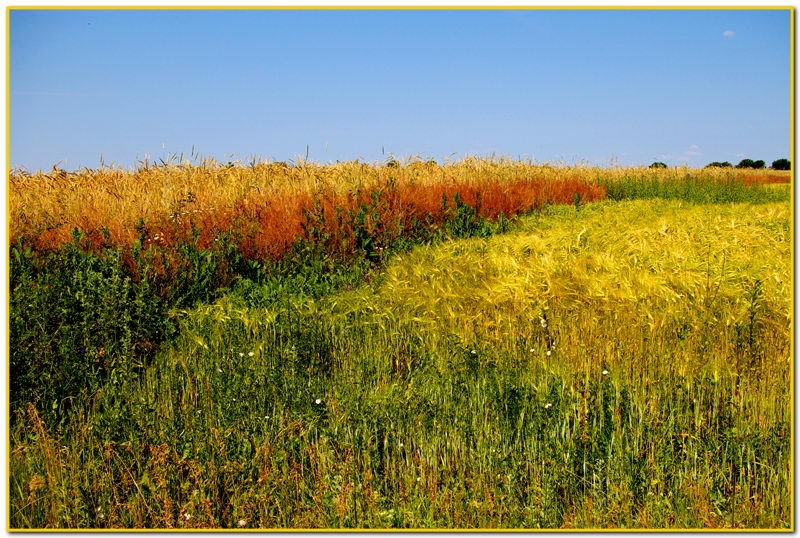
[705,161,733,168]
[771,158,791,170]
[736,159,765,169]
[649,162,668,169]
[736,159,756,169]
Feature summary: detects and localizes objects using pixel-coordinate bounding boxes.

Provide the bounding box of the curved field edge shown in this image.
[10,198,792,529]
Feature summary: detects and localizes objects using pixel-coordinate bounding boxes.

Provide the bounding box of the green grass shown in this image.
[600,172,790,204]
[9,198,791,529]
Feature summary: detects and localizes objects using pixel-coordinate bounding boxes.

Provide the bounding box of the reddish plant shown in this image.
[741,174,791,186]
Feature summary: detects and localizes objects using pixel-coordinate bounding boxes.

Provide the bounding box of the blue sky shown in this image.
[9,8,792,171]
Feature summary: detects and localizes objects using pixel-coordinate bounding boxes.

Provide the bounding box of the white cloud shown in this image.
[682,144,702,158]
[723,30,735,38]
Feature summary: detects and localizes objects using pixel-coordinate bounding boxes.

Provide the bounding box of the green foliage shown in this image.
[10,234,167,426]
[442,192,510,239]
[649,162,668,169]
[733,278,765,373]
[10,312,791,528]
[705,162,732,168]
[771,158,791,170]
[736,159,765,169]
[9,228,249,427]
[601,174,789,204]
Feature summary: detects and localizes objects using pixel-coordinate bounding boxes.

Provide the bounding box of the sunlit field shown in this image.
[8,159,792,529]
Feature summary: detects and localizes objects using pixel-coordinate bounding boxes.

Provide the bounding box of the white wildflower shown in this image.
[602,369,609,376]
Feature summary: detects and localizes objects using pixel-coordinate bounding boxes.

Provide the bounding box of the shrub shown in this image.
[8,227,249,427]
[10,235,172,426]
[649,162,667,169]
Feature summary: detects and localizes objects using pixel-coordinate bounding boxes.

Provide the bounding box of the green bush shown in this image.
[9,228,249,427]
[10,235,170,426]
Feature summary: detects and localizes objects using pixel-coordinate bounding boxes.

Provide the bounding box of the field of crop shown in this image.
[8,160,792,529]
